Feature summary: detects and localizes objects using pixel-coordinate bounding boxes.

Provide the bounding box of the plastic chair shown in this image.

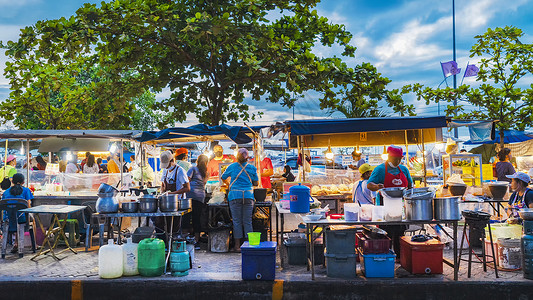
[0,199,36,258]
[81,201,99,251]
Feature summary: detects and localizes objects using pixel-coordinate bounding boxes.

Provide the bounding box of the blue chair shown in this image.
[0,199,36,258]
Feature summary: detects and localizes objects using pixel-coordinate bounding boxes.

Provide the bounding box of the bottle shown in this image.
[99,239,123,279]
[122,237,139,276]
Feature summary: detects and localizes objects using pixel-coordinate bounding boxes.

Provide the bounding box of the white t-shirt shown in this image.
[66,162,79,173]
[161,165,189,199]
[83,164,99,174]
[352,179,376,205]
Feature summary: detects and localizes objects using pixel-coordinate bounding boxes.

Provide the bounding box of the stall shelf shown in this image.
[442,154,483,186]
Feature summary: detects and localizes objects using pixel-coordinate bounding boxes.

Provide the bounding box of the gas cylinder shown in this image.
[170,241,190,277]
[122,237,139,276]
[138,238,166,277]
[522,220,533,280]
[99,239,123,279]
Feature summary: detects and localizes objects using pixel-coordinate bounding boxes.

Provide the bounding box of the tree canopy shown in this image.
[2,0,410,128]
[405,26,533,147]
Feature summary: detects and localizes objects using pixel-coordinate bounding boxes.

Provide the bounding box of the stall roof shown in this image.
[287,116,448,136]
[136,124,263,144]
[0,130,142,140]
[464,130,533,145]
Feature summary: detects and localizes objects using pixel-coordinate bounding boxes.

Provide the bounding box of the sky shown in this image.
[1,0,533,128]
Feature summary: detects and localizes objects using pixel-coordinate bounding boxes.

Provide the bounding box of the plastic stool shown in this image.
[59,219,80,247]
[457,211,498,278]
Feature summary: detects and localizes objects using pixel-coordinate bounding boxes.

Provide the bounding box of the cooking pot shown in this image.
[433,197,461,220]
[381,187,405,198]
[178,198,192,210]
[139,197,158,213]
[404,197,433,221]
[98,183,119,196]
[254,188,267,202]
[518,208,533,220]
[122,201,139,213]
[96,195,119,213]
[159,194,179,212]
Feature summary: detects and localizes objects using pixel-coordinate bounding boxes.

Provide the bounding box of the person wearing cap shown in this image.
[507,172,533,211]
[352,163,376,205]
[221,148,259,252]
[348,151,366,170]
[367,145,413,257]
[207,144,234,178]
[175,148,191,172]
[0,155,18,180]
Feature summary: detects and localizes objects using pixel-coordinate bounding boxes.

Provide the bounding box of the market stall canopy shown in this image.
[463,130,532,145]
[38,137,111,152]
[0,130,141,141]
[136,124,263,144]
[286,116,448,148]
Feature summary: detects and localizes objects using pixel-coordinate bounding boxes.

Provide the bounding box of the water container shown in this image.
[170,241,190,277]
[122,237,139,276]
[99,239,123,279]
[138,238,166,277]
[372,206,385,222]
[289,184,311,213]
[344,203,359,221]
[360,204,373,221]
[381,192,403,221]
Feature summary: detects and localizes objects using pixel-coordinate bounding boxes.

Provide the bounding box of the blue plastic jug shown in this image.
[289,183,311,213]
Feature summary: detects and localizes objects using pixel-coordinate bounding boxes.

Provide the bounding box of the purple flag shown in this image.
[464,64,479,77]
[441,61,461,78]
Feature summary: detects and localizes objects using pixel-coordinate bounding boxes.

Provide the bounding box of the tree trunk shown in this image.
[499,130,505,150]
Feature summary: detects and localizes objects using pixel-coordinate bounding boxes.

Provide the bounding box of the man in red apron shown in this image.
[368,145,413,257]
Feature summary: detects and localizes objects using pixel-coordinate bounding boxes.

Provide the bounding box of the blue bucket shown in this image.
[289,183,311,213]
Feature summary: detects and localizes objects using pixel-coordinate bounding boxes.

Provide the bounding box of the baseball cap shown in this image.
[387,145,403,157]
[5,155,16,163]
[160,150,173,169]
[175,148,188,156]
[359,163,374,175]
[506,172,531,183]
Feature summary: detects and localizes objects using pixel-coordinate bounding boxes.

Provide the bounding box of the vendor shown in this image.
[282,165,295,182]
[495,148,515,183]
[207,145,234,178]
[352,163,376,205]
[260,153,273,189]
[0,154,18,179]
[175,148,191,172]
[507,172,533,210]
[367,145,413,256]
[107,152,121,173]
[348,151,365,170]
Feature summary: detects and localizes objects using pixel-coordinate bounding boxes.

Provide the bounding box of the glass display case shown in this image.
[442,154,483,186]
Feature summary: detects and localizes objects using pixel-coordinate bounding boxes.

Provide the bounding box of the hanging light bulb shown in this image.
[325,145,334,160]
[381,145,388,160]
[109,143,117,154]
[20,144,24,155]
[355,145,361,154]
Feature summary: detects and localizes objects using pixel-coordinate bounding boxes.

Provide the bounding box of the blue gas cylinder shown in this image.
[289,183,311,213]
[170,241,190,277]
[522,220,533,280]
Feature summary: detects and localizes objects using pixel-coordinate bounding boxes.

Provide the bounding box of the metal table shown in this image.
[208,201,273,241]
[462,198,508,218]
[20,205,87,261]
[303,218,459,281]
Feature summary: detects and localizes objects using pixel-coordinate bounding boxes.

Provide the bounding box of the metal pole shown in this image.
[120,140,124,189]
[421,129,427,187]
[140,142,144,188]
[26,139,30,187]
[404,131,410,169]
[452,0,458,138]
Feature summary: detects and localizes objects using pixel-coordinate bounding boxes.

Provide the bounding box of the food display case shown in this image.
[442,154,483,186]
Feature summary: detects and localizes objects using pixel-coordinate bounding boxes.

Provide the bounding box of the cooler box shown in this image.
[241,241,277,280]
[357,232,391,254]
[324,253,357,278]
[358,249,396,278]
[325,227,357,254]
[400,236,444,274]
[283,238,324,265]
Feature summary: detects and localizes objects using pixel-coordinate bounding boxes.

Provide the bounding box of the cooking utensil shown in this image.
[178,198,192,210]
[98,183,119,196]
[96,195,119,213]
[433,197,461,220]
[159,194,179,212]
[253,188,267,202]
[404,198,433,221]
[380,187,405,198]
[519,208,533,220]
[488,182,508,200]
[122,201,139,213]
[447,183,467,196]
[139,197,158,213]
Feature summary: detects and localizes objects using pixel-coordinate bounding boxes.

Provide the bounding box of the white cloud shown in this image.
[0,0,40,7]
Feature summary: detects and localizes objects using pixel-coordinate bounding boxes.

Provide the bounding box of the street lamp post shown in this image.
[452,0,458,138]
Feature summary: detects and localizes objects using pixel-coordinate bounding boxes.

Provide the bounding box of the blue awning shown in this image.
[287,116,448,136]
[464,130,533,145]
[136,124,258,144]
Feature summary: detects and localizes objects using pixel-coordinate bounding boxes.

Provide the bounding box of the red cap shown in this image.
[175,148,188,156]
[387,145,403,157]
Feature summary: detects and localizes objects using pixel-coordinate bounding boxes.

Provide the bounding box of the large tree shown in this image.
[2,0,370,126]
[406,26,533,147]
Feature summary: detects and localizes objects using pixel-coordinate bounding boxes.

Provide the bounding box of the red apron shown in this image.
[384,163,408,188]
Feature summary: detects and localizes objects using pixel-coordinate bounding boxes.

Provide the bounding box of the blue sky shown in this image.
[1,0,533,127]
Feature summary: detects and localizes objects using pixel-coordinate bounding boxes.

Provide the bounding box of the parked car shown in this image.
[285,156,344,170]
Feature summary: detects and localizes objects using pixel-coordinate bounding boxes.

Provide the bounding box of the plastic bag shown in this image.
[208,189,226,205]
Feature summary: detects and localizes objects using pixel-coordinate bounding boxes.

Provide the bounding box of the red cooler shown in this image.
[400,236,444,274]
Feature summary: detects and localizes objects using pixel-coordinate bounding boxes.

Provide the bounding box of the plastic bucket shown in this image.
[248,232,261,246]
[344,203,359,221]
[360,204,373,221]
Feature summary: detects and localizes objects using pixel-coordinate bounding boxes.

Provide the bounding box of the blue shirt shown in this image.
[187,166,207,202]
[221,162,259,201]
[2,186,33,231]
[368,163,413,187]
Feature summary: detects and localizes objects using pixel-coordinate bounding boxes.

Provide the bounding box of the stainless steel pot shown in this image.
[122,201,139,213]
[433,197,461,220]
[404,198,433,220]
[139,197,158,213]
[159,194,179,212]
[178,198,192,210]
[96,196,119,213]
[98,183,119,196]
